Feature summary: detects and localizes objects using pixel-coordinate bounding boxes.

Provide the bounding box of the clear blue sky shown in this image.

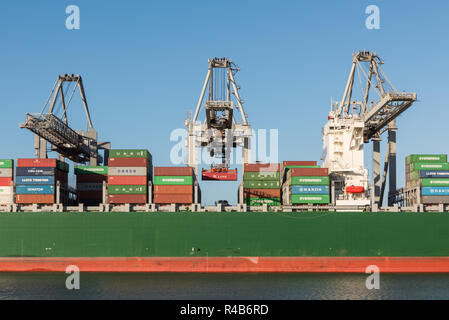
[1,0,448,205]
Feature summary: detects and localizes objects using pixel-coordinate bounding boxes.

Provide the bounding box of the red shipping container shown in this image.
[16,194,55,204]
[108,158,150,167]
[244,163,280,172]
[108,176,148,185]
[0,177,13,186]
[77,191,103,200]
[76,174,107,183]
[154,185,193,194]
[244,188,281,198]
[108,194,147,204]
[153,193,193,204]
[154,167,193,176]
[282,161,317,167]
[17,158,58,168]
[289,167,328,177]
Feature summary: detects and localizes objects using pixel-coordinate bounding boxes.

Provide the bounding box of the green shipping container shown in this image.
[243,172,280,181]
[244,180,280,189]
[289,176,329,185]
[0,160,13,169]
[410,163,449,171]
[75,166,108,175]
[421,178,449,187]
[108,185,147,194]
[245,197,281,206]
[154,176,193,185]
[291,194,330,204]
[109,149,151,159]
[406,154,447,164]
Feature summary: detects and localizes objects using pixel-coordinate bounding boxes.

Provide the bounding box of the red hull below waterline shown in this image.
[1,257,449,273]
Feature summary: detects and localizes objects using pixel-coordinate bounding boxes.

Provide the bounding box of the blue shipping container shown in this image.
[420,170,449,178]
[422,187,449,196]
[291,185,329,195]
[16,167,57,176]
[16,176,55,185]
[16,185,55,194]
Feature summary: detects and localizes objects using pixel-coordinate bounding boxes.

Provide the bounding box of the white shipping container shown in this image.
[108,167,148,176]
[0,168,13,178]
[0,194,13,204]
[0,186,13,195]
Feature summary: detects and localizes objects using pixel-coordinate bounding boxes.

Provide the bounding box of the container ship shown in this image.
[1,53,449,273]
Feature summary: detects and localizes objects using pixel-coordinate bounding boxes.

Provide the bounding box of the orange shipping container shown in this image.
[153,193,193,204]
[108,194,147,204]
[154,167,193,176]
[108,176,148,185]
[244,188,281,198]
[108,158,150,167]
[16,194,55,204]
[154,185,193,194]
[244,163,280,172]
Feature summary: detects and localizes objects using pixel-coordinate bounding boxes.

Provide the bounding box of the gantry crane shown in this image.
[20,74,110,165]
[322,51,416,207]
[184,58,252,181]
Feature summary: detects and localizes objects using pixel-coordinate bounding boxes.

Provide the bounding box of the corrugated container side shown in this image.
[108,167,148,176]
[244,197,281,206]
[0,177,13,186]
[153,185,193,194]
[154,167,193,176]
[289,176,330,185]
[419,170,449,178]
[153,176,193,185]
[243,188,281,198]
[108,158,150,167]
[16,185,55,194]
[243,163,280,172]
[289,167,328,177]
[153,193,193,204]
[108,185,147,194]
[108,149,151,159]
[407,154,447,164]
[16,194,55,204]
[422,187,449,196]
[16,176,55,185]
[74,166,108,175]
[0,168,13,178]
[291,194,330,204]
[421,178,449,187]
[291,185,329,195]
[244,180,280,189]
[0,159,13,168]
[108,194,147,204]
[243,172,280,181]
[108,176,148,185]
[282,161,317,167]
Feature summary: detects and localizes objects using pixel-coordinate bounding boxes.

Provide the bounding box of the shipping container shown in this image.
[243,171,280,181]
[108,185,147,194]
[291,194,330,204]
[153,193,193,204]
[0,194,13,204]
[243,188,281,198]
[291,185,329,195]
[108,176,148,185]
[244,197,281,206]
[244,163,280,172]
[406,154,447,164]
[410,163,449,171]
[77,191,103,201]
[108,167,148,176]
[419,170,449,178]
[0,168,13,178]
[16,176,55,185]
[421,178,449,187]
[16,185,55,195]
[17,158,69,172]
[0,187,13,195]
[76,174,108,183]
[0,159,13,168]
[76,183,103,192]
[108,158,150,167]
[154,176,193,185]
[0,177,13,186]
[16,194,55,204]
[244,180,280,189]
[288,167,328,177]
[154,167,193,176]
[421,195,449,204]
[153,185,193,194]
[282,161,317,167]
[289,176,330,185]
[108,149,151,159]
[422,187,449,196]
[74,166,108,175]
[16,167,57,176]
[108,194,147,204]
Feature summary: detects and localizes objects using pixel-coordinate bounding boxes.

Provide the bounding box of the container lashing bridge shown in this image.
[20,74,110,165]
[185,58,252,181]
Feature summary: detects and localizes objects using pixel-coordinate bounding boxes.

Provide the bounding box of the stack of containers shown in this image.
[15,158,69,204]
[75,166,108,205]
[283,164,329,205]
[107,149,152,204]
[0,159,14,205]
[243,163,281,206]
[153,167,197,204]
[405,154,449,204]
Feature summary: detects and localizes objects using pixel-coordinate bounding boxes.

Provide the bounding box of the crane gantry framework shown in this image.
[322,51,417,207]
[184,58,252,180]
[20,74,109,165]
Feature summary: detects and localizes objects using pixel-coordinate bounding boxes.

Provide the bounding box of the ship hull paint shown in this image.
[1,256,449,273]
